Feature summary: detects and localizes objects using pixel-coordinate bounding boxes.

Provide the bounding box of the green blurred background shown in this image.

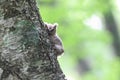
[37,0,120,80]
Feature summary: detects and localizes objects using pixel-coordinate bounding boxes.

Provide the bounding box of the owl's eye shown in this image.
[49,27,53,31]
[51,29,54,32]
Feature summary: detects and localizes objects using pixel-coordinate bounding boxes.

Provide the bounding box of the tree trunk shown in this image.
[104,9,120,57]
[0,0,66,80]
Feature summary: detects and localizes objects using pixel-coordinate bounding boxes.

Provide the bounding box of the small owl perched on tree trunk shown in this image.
[44,22,64,56]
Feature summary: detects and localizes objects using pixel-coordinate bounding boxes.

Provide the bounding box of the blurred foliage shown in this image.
[37,0,120,80]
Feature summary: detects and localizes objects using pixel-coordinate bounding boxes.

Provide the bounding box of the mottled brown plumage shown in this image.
[44,22,64,56]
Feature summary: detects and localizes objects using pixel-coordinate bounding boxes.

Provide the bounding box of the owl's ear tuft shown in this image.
[53,23,58,28]
[44,22,48,28]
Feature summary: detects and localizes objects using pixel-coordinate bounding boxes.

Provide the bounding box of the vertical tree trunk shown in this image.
[104,9,120,57]
[0,0,66,80]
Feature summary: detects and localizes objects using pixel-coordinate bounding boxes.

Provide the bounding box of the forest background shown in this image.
[37,0,120,80]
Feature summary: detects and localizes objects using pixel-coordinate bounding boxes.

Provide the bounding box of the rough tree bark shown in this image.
[0,0,66,80]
